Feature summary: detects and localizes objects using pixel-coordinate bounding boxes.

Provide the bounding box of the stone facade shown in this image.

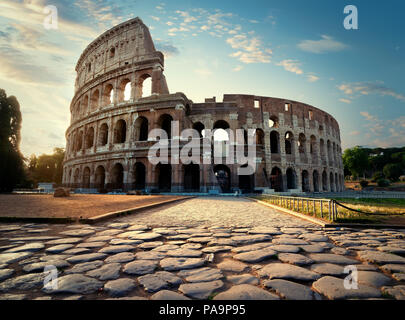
[62,17,344,194]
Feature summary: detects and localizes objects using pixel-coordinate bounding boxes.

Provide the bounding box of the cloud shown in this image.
[349,131,360,136]
[339,98,352,104]
[226,34,272,64]
[276,60,303,75]
[360,111,377,121]
[338,81,405,102]
[194,68,212,76]
[298,35,347,54]
[232,65,243,72]
[307,74,319,82]
[155,40,180,57]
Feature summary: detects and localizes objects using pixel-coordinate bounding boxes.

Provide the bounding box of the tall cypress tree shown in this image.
[0,89,25,192]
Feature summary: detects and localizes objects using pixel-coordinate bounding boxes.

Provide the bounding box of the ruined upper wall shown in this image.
[74,18,164,93]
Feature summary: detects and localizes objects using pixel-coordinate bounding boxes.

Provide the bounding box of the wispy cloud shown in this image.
[298,35,347,54]
[276,59,303,75]
[338,81,405,102]
[227,34,272,63]
[307,74,320,82]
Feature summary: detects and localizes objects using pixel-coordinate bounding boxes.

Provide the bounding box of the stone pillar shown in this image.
[152,67,162,95]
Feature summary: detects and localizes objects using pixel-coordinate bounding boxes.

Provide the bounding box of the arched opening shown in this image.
[302,170,310,192]
[157,163,172,192]
[269,115,279,128]
[76,131,83,151]
[118,79,131,102]
[114,120,126,144]
[95,166,105,191]
[313,170,319,192]
[104,84,114,105]
[134,116,149,141]
[83,95,89,115]
[214,164,231,193]
[322,171,328,191]
[286,168,296,189]
[85,127,94,149]
[213,120,230,142]
[310,135,317,154]
[298,133,306,153]
[270,167,283,192]
[270,131,280,153]
[192,122,205,138]
[158,114,173,139]
[184,163,200,192]
[285,132,294,155]
[90,89,99,112]
[141,76,152,98]
[98,123,108,146]
[109,47,115,59]
[335,173,339,192]
[82,167,90,188]
[238,164,254,193]
[320,139,325,159]
[330,172,334,192]
[134,162,146,190]
[74,168,80,186]
[111,163,124,190]
[255,128,264,146]
[76,102,81,119]
[327,140,332,163]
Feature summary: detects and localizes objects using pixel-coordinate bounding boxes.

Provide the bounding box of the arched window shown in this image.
[285,132,294,155]
[214,164,231,193]
[158,114,173,139]
[157,163,172,192]
[286,168,296,189]
[111,163,124,190]
[270,131,280,154]
[310,135,317,154]
[91,89,99,112]
[85,127,94,149]
[298,133,306,153]
[76,131,83,151]
[82,167,90,188]
[313,170,319,192]
[302,170,310,192]
[118,79,131,102]
[193,122,205,138]
[270,167,283,192]
[134,162,146,190]
[269,115,279,128]
[109,47,115,59]
[322,171,328,191]
[114,120,126,144]
[213,120,230,141]
[141,76,152,98]
[184,163,200,192]
[98,123,108,146]
[104,84,114,105]
[134,116,148,141]
[255,128,264,146]
[95,166,106,190]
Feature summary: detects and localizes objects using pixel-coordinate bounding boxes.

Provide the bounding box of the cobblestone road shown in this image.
[0,197,405,300]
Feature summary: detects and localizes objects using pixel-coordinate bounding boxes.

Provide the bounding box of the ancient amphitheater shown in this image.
[62,17,344,194]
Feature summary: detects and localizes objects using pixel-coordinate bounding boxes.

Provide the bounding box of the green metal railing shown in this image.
[259,195,339,222]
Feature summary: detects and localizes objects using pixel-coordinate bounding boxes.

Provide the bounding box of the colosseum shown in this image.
[62,17,344,194]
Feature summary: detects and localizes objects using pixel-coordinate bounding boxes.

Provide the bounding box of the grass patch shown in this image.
[334,198,405,207]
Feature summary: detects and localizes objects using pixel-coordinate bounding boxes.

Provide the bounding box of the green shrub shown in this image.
[377,179,390,187]
[372,171,384,182]
[383,163,403,181]
[359,180,369,189]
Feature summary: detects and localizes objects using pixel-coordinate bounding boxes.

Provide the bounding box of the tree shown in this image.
[343,146,369,178]
[0,89,25,192]
[26,148,65,186]
[383,163,403,181]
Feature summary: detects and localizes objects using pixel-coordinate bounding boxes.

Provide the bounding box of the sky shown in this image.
[0,0,404,157]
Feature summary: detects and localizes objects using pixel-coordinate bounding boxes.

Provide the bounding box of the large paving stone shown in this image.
[104,278,136,297]
[135,251,166,260]
[0,294,26,300]
[357,250,405,264]
[65,260,104,274]
[380,264,405,273]
[231,242,273,254]
[59,229,95,237]
[178,267,223,282]
[179,280,224,299]
[66,253,107,264]
[96,229,123,237]
[258,263,320,281]
[23,260,70,273]
[233,248,276,263]
[217,260,249,272]
[160,257,205,271]
[107,223,130,229]
[46,244,74,254]
[264,279,319,300]
[310,263,345,276]
[214,284,279,300]
[151,290,190,300]
[123,260,157,275]
[202,246,232,253]
[0,252,32,265]
[126,224,149,231]
[299,244,326,253]
[187,237,213,244]
[152,244,180,252]
[76,242,106,248]
[270,245,301,253]
[357,271,393,288]
[248,227,281,235]
[0,273,45,291]
[110,239,143,245]
[300,234,329,242]
[227,274,259,285]
[308,253,359,265]
[86,263,121,280]
[231,234,272,245]
[105,252,135,264]
[98,245,135,254]
[278,253,314,266]
[64,248,91,255]
[0,269,14,281]
[137,241,164,249]
[272,238,308,245]
[46,238,83,245]
[128,232,162,241]
[43,274,102,294]
[85,236,113,242]
[138,271,182,292]
[5,242,44,253]
[312,276,382,300]
[381,285,405,300]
